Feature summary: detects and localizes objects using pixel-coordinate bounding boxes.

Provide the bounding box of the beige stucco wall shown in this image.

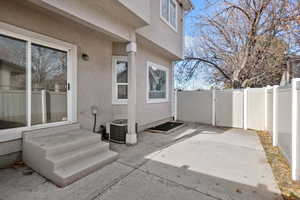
[136,41,173,126]
[137,0,184,59]
[28,0,136,42]
[0,0,176,132]
[112,41,174,129]
[28,0,184,59]
[0,0,114,130]
[0,0,115,166]
[119,0,151,24]
[0,0,177,166]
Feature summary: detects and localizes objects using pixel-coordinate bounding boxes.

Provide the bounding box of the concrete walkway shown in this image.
[0,124,282,200]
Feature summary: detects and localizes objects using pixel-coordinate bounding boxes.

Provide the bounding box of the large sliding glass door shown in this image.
[0,34,27,129]
[31,44,68,125]
[0,31,71,130]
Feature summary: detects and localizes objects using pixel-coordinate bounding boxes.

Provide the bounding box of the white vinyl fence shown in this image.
[177,90,212,124]
[247,88,266,130]
[176,78,300,181]
[276,86,293,162]
[215,89,244,128]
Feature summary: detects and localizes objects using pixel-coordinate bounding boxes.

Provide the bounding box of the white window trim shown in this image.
[147,61,169,104]
[0,21,78,140]
[160,0,178,32]
[112,56,128,105]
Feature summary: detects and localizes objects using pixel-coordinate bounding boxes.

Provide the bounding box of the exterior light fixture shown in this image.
[82,53,89,61]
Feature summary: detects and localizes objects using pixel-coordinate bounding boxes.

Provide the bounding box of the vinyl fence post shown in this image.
[243,88,248,130]
[272,85,279,146]
[41,89,47,124]
[264,86,271,131]
[292,79,300,181]
[212,89,216,126]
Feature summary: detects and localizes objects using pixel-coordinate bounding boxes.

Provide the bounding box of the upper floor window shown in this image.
[161,0,177,31]
[112,56,128,104]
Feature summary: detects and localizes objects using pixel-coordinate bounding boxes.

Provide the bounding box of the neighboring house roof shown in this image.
[289,55,300,78]
[177,0,194,11]
[280,55,300,86]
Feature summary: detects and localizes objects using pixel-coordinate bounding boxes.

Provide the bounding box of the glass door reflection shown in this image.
[31,44,68,125]
[0,34,27,129]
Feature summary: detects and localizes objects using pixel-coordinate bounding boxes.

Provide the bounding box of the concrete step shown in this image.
[54,151,119,187]
[48,142,110,169]
[23,126,118,187]
[30,130,102,156]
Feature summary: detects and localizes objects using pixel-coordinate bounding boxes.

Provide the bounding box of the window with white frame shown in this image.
[161,0,177,31]
[0,24,76,132]
[112,56,128,104]
[147,62,169,103]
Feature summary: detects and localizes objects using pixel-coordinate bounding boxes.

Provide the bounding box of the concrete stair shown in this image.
[22,123,118,187]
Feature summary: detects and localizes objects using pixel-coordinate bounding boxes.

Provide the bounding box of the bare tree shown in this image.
[31,45,67,91]
[178,0,300,89]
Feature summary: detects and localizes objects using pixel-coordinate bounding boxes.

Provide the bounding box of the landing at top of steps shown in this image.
[23,123,81,139]
[29,130,100,148]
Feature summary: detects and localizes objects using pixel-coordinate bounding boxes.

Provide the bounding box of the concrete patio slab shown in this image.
[0,162,132,200]
[109,124,208,168]
[140,129,281,200]
[97,169,216,200]
[190,128,265,151]
[110,142,159,168]
[0,123,282,200]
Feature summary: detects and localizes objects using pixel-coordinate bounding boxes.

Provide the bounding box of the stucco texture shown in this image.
[137,0,184,59]
[112,41,173,129]
[0,0,175,166]
[0,0,175,131]
[0,0,114,130]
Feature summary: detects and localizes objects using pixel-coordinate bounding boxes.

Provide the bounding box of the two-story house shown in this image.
[0,0,193,187]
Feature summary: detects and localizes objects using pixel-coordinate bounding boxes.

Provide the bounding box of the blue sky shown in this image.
[185,0,204,37]
[178,0,210,90]
[180,0,223,90]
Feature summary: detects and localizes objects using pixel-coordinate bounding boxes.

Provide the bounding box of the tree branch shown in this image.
[185,57,232,81]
